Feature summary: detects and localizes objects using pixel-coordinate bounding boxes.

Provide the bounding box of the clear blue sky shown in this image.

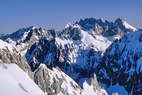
[0,0,142,34]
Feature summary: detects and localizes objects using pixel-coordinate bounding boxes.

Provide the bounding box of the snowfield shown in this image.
[0,64,45,95]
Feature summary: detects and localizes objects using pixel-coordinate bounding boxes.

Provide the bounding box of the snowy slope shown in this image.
[114,18,137,31]
[122,21,137,31]
[0,64,45,95]
[64,24,111,52]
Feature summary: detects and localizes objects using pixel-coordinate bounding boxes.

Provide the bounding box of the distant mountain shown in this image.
[77,18,137,32]
[0,26,55,55]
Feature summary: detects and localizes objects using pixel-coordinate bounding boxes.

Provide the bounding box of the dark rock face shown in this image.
[70,27,83,40]
[25,37,60,71]
[71,49,102,82]
[60,24,83,41]
[77,18,109,31]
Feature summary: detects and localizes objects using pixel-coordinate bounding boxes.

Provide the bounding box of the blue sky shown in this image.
[0,0,142,33]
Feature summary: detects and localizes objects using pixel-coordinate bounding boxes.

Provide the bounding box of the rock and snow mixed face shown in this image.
[82,81,107,95]
[34,64,108,95]
[0,26,55,55]
[34,64,82,95]
[0,39,31,73]
[98,31,142,95]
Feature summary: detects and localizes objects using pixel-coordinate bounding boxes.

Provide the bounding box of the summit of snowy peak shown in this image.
[114,18,137,31]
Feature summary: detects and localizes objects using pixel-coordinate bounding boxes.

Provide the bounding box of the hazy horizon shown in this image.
[0,0,142,34]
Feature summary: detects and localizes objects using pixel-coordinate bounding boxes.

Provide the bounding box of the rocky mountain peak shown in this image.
[114,18,137,31]
[77,18,108,31]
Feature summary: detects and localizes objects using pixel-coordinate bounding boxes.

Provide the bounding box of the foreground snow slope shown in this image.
[0,64,45,95]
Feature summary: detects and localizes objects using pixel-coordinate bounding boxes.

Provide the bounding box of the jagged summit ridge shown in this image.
[76,18,137,38]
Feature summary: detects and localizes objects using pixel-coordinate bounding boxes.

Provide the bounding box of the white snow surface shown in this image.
[0,64,45,95]
[82,81,108,95]
[81,30,111,52]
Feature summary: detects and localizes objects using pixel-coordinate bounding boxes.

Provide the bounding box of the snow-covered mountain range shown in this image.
[0,18,141,95]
